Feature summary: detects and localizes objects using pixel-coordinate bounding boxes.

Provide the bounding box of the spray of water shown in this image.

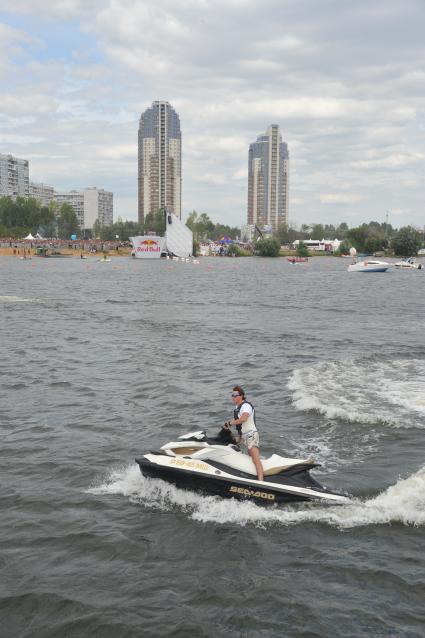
[288,358,425,427]
[88,463,425,529]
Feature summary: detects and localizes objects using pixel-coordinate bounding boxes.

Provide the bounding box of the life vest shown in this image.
[234,400,257,436]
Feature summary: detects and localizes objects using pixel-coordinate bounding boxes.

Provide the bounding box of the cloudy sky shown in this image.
[0,0,424,229]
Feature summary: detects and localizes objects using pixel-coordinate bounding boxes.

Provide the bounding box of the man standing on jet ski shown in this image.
[225,386,264,482]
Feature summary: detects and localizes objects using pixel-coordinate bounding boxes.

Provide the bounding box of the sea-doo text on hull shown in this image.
[136,429,349,505]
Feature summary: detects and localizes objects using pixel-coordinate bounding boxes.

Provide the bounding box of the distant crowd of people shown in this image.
[0,238,132,252]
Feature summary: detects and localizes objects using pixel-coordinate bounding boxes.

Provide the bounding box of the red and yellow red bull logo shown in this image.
[131,235,164,257]
[137,238,161,253]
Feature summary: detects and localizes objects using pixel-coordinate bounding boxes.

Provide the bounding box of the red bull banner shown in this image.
[130,236,166,259]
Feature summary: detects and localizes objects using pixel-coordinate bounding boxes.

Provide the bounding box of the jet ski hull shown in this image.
[136,455,348,506]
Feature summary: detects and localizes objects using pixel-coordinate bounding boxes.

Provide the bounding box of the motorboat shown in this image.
[136,428,350,505]
[393,257,422,269]
[348,259,390,272]
[287,257,308,264]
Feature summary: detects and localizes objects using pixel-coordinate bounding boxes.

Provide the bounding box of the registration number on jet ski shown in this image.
[170,458,209,471]
[229,486,275,501]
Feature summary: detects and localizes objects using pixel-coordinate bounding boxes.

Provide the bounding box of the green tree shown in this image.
[335,241,350,255]
[392,226,422,256]
[300,223,312,239]
[275,223,301,245]
[144,209,166,235]
[335,222,349,239]
[254,237,281,257]
[186,211,239,242]
[296,241,310,257]
[186,210,214,241]
[0,196,16,227]
[364,235,383,254]
[118,220,144,240]
[92,219,101,239]
[210,223,239,241]
[41,201,59,237]
[346,225,369,252]
[226,243,243,257]
[57,203,79,239]
[324,223,336,237]
[311,224,325,239]
[0,196,55,235]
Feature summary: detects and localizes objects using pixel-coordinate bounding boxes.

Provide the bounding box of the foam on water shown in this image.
[89,463,425,529]
[0,295,36,303]
[288,357,425,427]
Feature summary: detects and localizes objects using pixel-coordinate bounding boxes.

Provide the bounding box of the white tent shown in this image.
[24,233,35,240]
[35,233,44,239]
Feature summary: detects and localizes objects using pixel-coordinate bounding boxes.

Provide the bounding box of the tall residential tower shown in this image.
[0,153,29,199]
[247,125,289,232]
[138,101,181,223]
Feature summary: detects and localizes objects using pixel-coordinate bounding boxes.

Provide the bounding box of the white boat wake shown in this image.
[88,463,425,529]
[288,358,425,427]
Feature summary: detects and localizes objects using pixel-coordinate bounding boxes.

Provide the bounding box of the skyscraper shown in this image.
[138,101,181,223]
[247,125,289,232]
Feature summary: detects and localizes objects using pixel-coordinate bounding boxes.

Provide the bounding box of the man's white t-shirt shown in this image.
[239,402,257,435]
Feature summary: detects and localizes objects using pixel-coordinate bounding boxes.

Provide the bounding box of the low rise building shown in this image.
[292,239,341,252]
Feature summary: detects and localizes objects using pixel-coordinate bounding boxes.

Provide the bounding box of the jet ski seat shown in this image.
[161,436,317,478]
[263,455,316,476]
[167,445,207,456]
[192,447,316,477]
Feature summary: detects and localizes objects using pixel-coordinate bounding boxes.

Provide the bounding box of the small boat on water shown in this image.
[98,257,111,262]
[287,257,308,264]
[35,247,72,258]
[348,259,390,273]
[393,257,422,270]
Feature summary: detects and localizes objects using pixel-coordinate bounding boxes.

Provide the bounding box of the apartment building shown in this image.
[0,153,29,199]
[55,187,113,230]
[138,100,181,223]
[247,125,289,233]
[29,182,55,207]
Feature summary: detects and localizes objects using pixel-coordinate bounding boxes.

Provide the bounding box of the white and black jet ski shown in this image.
[136,428,350,505]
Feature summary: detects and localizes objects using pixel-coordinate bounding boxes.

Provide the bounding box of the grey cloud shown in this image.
[0,0,424,226]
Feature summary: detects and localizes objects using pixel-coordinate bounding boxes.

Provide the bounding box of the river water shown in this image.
[1,255,424,637]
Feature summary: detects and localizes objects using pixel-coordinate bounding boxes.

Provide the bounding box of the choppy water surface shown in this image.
[1,255,425,637]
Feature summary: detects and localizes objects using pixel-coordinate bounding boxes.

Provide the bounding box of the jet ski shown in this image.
[136,428,350,505]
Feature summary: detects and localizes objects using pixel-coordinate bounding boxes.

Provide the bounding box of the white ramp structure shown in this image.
[165,212,192,258]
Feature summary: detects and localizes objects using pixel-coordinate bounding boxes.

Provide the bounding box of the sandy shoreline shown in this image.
[0,247,132,257]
